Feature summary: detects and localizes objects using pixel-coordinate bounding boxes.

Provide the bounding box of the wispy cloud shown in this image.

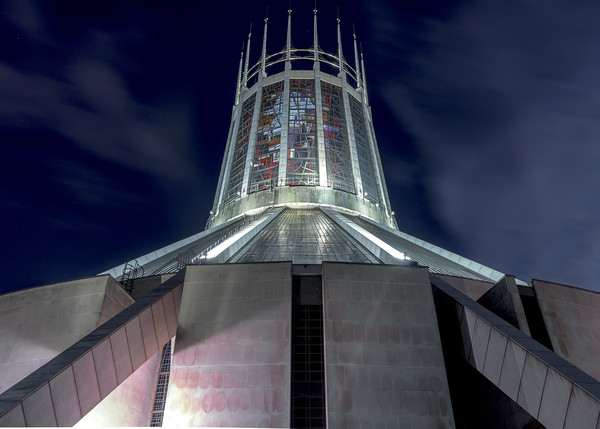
[368,0,600,289]
[1,1,201,186]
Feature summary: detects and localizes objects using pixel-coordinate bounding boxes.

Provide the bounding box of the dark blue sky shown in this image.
[1,0,599,294]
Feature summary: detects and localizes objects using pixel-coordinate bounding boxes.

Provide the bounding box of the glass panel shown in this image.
[349,94,380,204]
[287,80,319,186]
[229,208,380,264]
[225,93,256,204]
[250,81,284,193]
[321,82,355,194]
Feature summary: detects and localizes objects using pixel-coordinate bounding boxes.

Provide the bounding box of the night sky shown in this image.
[2,0,599,295]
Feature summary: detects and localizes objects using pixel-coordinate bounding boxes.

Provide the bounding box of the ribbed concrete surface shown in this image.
[0,272,183,427]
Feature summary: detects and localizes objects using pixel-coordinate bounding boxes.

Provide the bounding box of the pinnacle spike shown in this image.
[235,42,244,105]
[337,11,344,74]
[243,25,252,87]
[286,8,292,63]
[260,14,268,77]
[313,7,319,63]
[360,43,369,105]
[353,24,361,89]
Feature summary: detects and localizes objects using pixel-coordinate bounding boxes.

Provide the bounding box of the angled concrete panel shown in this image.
[482,328,507,386]
[0,404,25,427]
[534,279,600,381]
[564,386,600,429]
[125,317,146,369]
[22,384,56,427]
[139,307,158,360]
[437,275,493,301]
[517,353,548,418]
[323,263,455,428]
[538,368,572,429]
[432,275,600,429]
[49,367,81,426]
[478,275,530,336]
[498,341,526,402]
[0,275,133,395]
[151,300,169,346]
[164,263,292,427]
[75,351,160,427]
[109,326,133,384]
[0,271,184,427]
[93,339,118,399]
[73,351,102,416]
[162,291,178,338]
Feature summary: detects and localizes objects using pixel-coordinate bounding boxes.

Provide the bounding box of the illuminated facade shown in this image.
[211,10,394,231]
[2,8,600,429]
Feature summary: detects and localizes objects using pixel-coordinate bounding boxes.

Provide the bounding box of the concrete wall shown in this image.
[74,350,160,427]
[97,277,137,326]
[433,275,600,429]
[163,263,292,427]
[437,274,493,301]
[533,279,600,381]
[477,276,530,336]
[0,273,183,427]
[0,275,134,394]
[322,263,455,428]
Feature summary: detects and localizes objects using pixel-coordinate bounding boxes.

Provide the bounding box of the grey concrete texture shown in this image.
[163,263,292,427]
[533,279,600,382]
[128,275,164,300]
[0,272,183,427]
[477,275,531,336]
[97,277,137,326]
[0,275,134,395]
[432,274,600,429]
[436,274,493,301]
[323,263,456,429]
[74,350,160,427]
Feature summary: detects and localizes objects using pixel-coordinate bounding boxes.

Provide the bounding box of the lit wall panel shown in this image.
[0,275,134,395]
[322,263,455,428]
[533,279,600,381]
[164,263,292,427]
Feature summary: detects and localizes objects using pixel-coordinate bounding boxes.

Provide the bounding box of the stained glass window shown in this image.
[349,94,380,204]
[287,79,319,186]
[321,82,355,194]
[250,81,284,193]
[224,93,256,204]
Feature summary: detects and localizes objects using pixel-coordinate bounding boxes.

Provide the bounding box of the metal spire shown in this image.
[360,44,369,105]
[235,42,244,105]
[313,6,319,63]
[243,23,252,87]
[337,9,344,74]
[353,24,361,89]
[260,11,268,77]
[286,8,292,63]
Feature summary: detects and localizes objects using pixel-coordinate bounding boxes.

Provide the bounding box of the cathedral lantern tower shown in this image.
[209,9,396,230]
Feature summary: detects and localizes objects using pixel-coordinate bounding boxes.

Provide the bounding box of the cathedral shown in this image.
[1,8,600,429]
